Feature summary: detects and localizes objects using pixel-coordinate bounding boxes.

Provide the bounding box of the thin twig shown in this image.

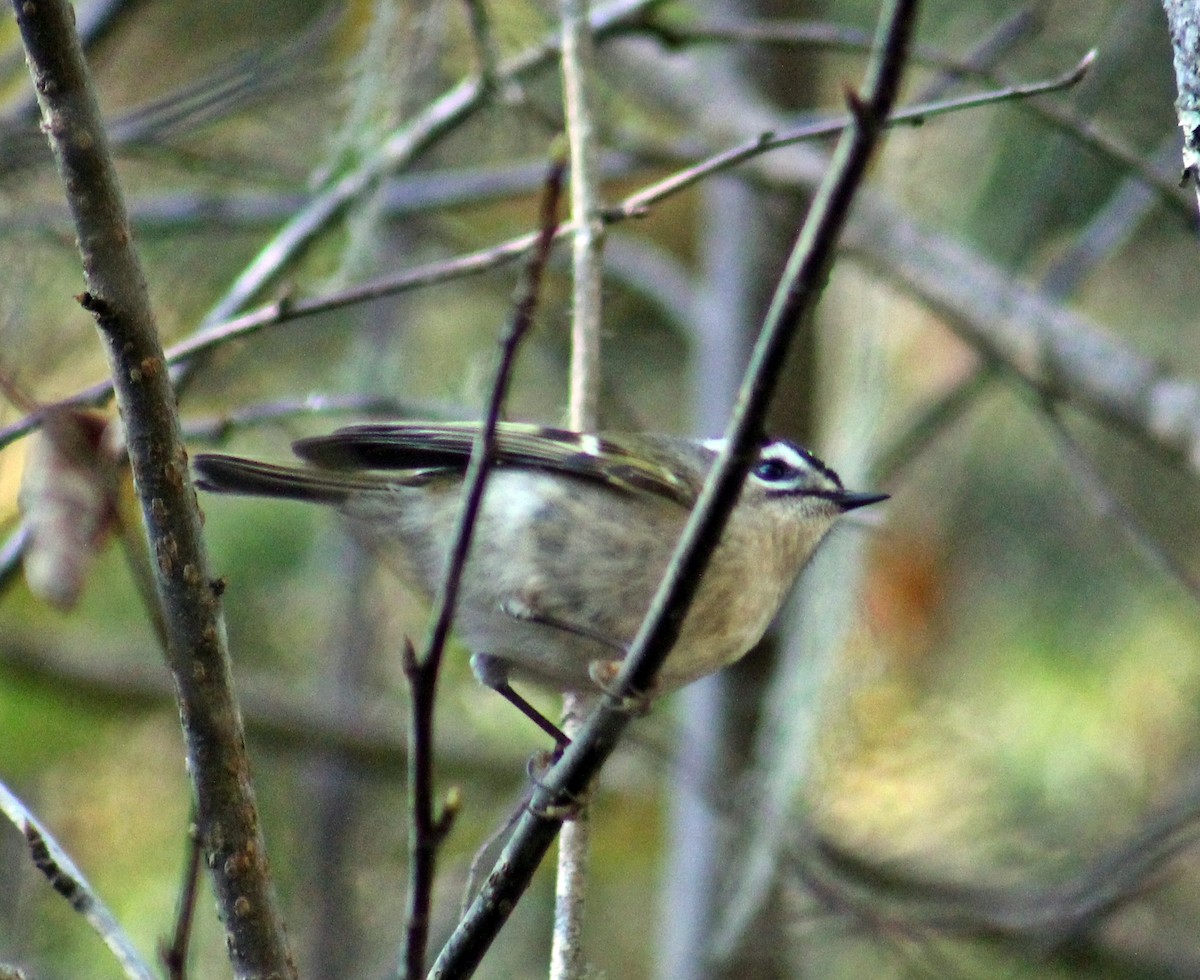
[429,1,919,974]
[9,2,296,975]
[640,14,1191,220]
[160,816,203,980]
[0,780,156,980]
[459,0,501,91]
[911,4,1042,103]
[0,236,542,452]
[399,155,566,980]
[401,635,460,980]
[191,0,661,336]
[611,50,1093,218]
[166,52,1087,382]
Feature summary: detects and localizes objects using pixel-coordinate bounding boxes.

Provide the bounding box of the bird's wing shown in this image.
[292,422,696,505]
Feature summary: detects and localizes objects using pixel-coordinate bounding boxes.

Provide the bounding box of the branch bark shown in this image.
[554,0,607,974]
[9,3,294,976]
[1162,0,1200,213]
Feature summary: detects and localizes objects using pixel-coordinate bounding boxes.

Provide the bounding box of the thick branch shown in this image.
[9,3,294,977]
[843,196,1200,471]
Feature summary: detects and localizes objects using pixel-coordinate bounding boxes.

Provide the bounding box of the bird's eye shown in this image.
[753,458,793,483]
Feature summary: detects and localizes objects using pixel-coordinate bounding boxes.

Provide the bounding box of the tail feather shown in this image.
[193,453,382,505]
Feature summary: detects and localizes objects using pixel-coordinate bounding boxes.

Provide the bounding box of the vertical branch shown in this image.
[8,3,295,978]
[562,0,606,432]
[460,0,500,90]
[555,0,606,976]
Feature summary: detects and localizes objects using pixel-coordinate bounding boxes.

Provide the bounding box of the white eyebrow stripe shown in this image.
[749,439,846,494]
[759,442,808,463]
[701,438,726,452]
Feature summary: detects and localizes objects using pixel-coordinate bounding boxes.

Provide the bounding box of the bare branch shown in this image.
[8,1,294,975]
[429,1,919,973]
[639,14,1190,219]
[611,51,1093,218]
[1161,0,1200,213]
[400,156,565,979]
[160,817,203,980]
[0,51,1092,460]
[194,0,663,333]
[554,0,607,971]
[0,780,155,980]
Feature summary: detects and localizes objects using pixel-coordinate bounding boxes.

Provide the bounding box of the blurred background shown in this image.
[2,0,1200,977]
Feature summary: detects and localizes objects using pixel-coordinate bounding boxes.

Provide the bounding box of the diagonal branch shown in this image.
[428,0,920,974]
[0,780,156,980]
[196,0,664,332]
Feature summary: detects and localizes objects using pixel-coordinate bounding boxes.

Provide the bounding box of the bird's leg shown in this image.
[470,652,570,750]
[499,595,655,715]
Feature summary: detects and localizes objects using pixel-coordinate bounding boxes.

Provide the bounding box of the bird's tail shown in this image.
[193,453,383,505]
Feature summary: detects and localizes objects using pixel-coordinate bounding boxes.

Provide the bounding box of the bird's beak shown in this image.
[834,490,889,512]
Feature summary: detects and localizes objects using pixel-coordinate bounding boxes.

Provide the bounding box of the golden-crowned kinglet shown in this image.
[194,422,885,741]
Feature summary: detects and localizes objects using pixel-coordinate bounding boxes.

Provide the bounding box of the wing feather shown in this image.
[292,422,696,506]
